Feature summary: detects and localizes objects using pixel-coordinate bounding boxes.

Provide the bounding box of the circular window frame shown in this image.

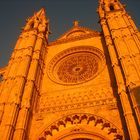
[47,46,106,85]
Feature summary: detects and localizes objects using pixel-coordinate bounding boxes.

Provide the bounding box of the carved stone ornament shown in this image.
[49,25,100,46]
[37,113,123,140]
[47,46,105,85]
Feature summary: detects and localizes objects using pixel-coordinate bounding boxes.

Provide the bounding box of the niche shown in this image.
[30,22,34,29]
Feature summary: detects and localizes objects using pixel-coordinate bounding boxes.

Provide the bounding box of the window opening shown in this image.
[110,5,115,11]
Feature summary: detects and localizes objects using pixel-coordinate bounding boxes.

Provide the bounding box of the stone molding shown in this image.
[37,113,123,140]
[38,87,116,114]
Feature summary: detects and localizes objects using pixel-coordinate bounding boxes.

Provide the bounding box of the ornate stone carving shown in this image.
[38,87,116,114]
[49,26,100,46]
[47,46,105,85]
[39,99,117,114]
[37,113,123,140]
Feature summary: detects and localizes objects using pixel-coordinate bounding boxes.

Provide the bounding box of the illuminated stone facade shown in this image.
[0,0,140,140]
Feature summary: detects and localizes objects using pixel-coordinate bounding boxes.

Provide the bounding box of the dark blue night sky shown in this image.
[0,0,140,67]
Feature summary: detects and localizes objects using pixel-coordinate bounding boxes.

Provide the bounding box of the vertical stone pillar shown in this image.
[98,1,140,138]
[0,8,49,140]
[13,8,49,140]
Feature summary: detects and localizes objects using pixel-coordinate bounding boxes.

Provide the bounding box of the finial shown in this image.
[73,20,79,27]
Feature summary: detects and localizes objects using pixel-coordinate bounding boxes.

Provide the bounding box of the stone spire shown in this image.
[24,8,50,38]
[99,0,124,12]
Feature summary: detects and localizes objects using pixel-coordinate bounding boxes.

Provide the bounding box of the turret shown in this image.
[0,8,50,140]
[98,0,140,139]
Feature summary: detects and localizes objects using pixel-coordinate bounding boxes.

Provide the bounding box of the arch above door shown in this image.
[36,113,123,140]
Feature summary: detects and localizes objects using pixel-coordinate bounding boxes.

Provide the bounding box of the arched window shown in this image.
[30,22,34,29]
[110,5,115,11]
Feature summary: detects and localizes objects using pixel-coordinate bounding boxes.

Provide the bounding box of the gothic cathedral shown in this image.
[0,0,140,140]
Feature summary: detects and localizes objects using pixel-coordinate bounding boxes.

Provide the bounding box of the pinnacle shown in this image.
[36,8,46,17]
[33,8,48,23]
[73,20,79,27]
[24,8,49,31]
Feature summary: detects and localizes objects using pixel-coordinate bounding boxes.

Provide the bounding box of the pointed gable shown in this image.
[50,21,100,45]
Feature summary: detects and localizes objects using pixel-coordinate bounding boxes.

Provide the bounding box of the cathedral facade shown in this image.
[0,0,140,140]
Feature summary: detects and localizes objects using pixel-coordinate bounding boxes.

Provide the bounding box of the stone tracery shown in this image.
[37,113,123,140]
[47,46,105,85]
